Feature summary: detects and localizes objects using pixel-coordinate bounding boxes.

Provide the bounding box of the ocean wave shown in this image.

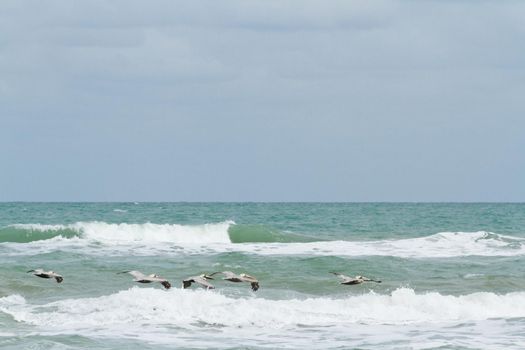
[228,224,313,243]
[1,224,524,258]
[3,289,525,348]
[2,287,525,330]
[1,221,308,245]
[232,231,525,258]
[3,221,234,244]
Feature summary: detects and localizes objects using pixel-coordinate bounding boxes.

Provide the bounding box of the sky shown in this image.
[0,0,524,202]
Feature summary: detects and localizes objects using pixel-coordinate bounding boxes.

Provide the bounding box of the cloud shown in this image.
[0,0,524,201]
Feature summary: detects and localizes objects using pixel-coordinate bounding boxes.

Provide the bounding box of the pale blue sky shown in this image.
[1,0,524,201]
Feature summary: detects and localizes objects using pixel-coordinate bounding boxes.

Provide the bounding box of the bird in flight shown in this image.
[27,269,63,283]
[118,270,171,289]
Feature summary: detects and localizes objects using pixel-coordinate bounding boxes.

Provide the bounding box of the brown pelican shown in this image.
[27,269,63,283]
[214,271,259,291]
[182,274,215,290]
[118,270,171,289]
[330,272,381,285]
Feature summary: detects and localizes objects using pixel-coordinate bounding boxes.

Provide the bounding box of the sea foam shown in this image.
[2,287,525,329]
[9,221,234,244]
[232,231,525,258]
[3,288,525,349]
[2,224,524,258]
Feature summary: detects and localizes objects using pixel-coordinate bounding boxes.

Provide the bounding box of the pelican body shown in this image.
[27,269,63,283]
[331,272,381,285]
[182,274,215,289]
[118,270,171,289]
[214,271,260,291]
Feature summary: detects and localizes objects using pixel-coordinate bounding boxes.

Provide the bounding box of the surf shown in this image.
[2,223,524,258]
[3,287,525,329]
[231,231,525,258]
[1,221,235,244]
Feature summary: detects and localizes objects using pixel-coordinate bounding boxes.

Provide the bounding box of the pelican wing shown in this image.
[147,275,168,283]
[145,274,171,289]
[330,272,351,281]
[220,271,238,279]
[160,280,171,289]
[119,270,146,280]
[330,272,356,284]
[46,271,63,282]
[250,282,259,291]
[193,275,215,289]
[330,271,345,277]
[182,279,193,289]
[362,276,381,283]
[239,274,258,283]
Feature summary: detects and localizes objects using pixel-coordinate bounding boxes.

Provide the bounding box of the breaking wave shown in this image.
[233,231,525,258]
[0,221,311,244]
[1,223,524,258]
[2,287,525,330]
[2,221,234,244]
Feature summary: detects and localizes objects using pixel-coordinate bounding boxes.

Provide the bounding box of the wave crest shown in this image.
[3,221,234,244]
[2,287,525,329]
[231,231,525,258]
[1,226,524,258]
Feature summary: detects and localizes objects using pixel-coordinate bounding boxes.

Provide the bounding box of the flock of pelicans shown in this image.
[27,269,382,291]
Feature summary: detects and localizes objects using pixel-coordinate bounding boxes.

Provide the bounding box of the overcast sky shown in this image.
[0,0,524,201]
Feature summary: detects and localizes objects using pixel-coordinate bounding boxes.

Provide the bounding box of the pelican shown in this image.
[27,269,63,283]
[182,273,215,290]
[118,270,171,289]
[214,271,259,291]
[331,272,381,285]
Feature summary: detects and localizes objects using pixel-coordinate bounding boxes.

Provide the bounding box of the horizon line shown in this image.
[1,201,524,204]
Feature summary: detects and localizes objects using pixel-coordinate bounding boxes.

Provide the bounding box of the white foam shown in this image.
[2,287,525,328]
[11,221,234,244]
[2,228,524,258]
[10,224,67,232]
[0,294,25,307]
[3,289,525,348]
[229,231,525,258]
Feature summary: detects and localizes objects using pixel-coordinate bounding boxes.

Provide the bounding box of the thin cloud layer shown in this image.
[0,1,524,201]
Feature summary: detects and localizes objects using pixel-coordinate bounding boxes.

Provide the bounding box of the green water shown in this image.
[1,203,525,349]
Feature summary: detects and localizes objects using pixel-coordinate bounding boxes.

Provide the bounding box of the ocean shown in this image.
[1,202,524,349]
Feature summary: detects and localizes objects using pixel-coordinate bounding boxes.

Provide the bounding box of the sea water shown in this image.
[0,203,524,349]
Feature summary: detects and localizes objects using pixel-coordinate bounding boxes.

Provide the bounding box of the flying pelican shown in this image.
[214,271,260,291]
[118,270,171,289]
[27,269,63,283]
[330,272,381,285]
[182,273,215,290]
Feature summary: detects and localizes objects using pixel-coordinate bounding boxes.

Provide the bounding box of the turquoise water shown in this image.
[1,203,525,349]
